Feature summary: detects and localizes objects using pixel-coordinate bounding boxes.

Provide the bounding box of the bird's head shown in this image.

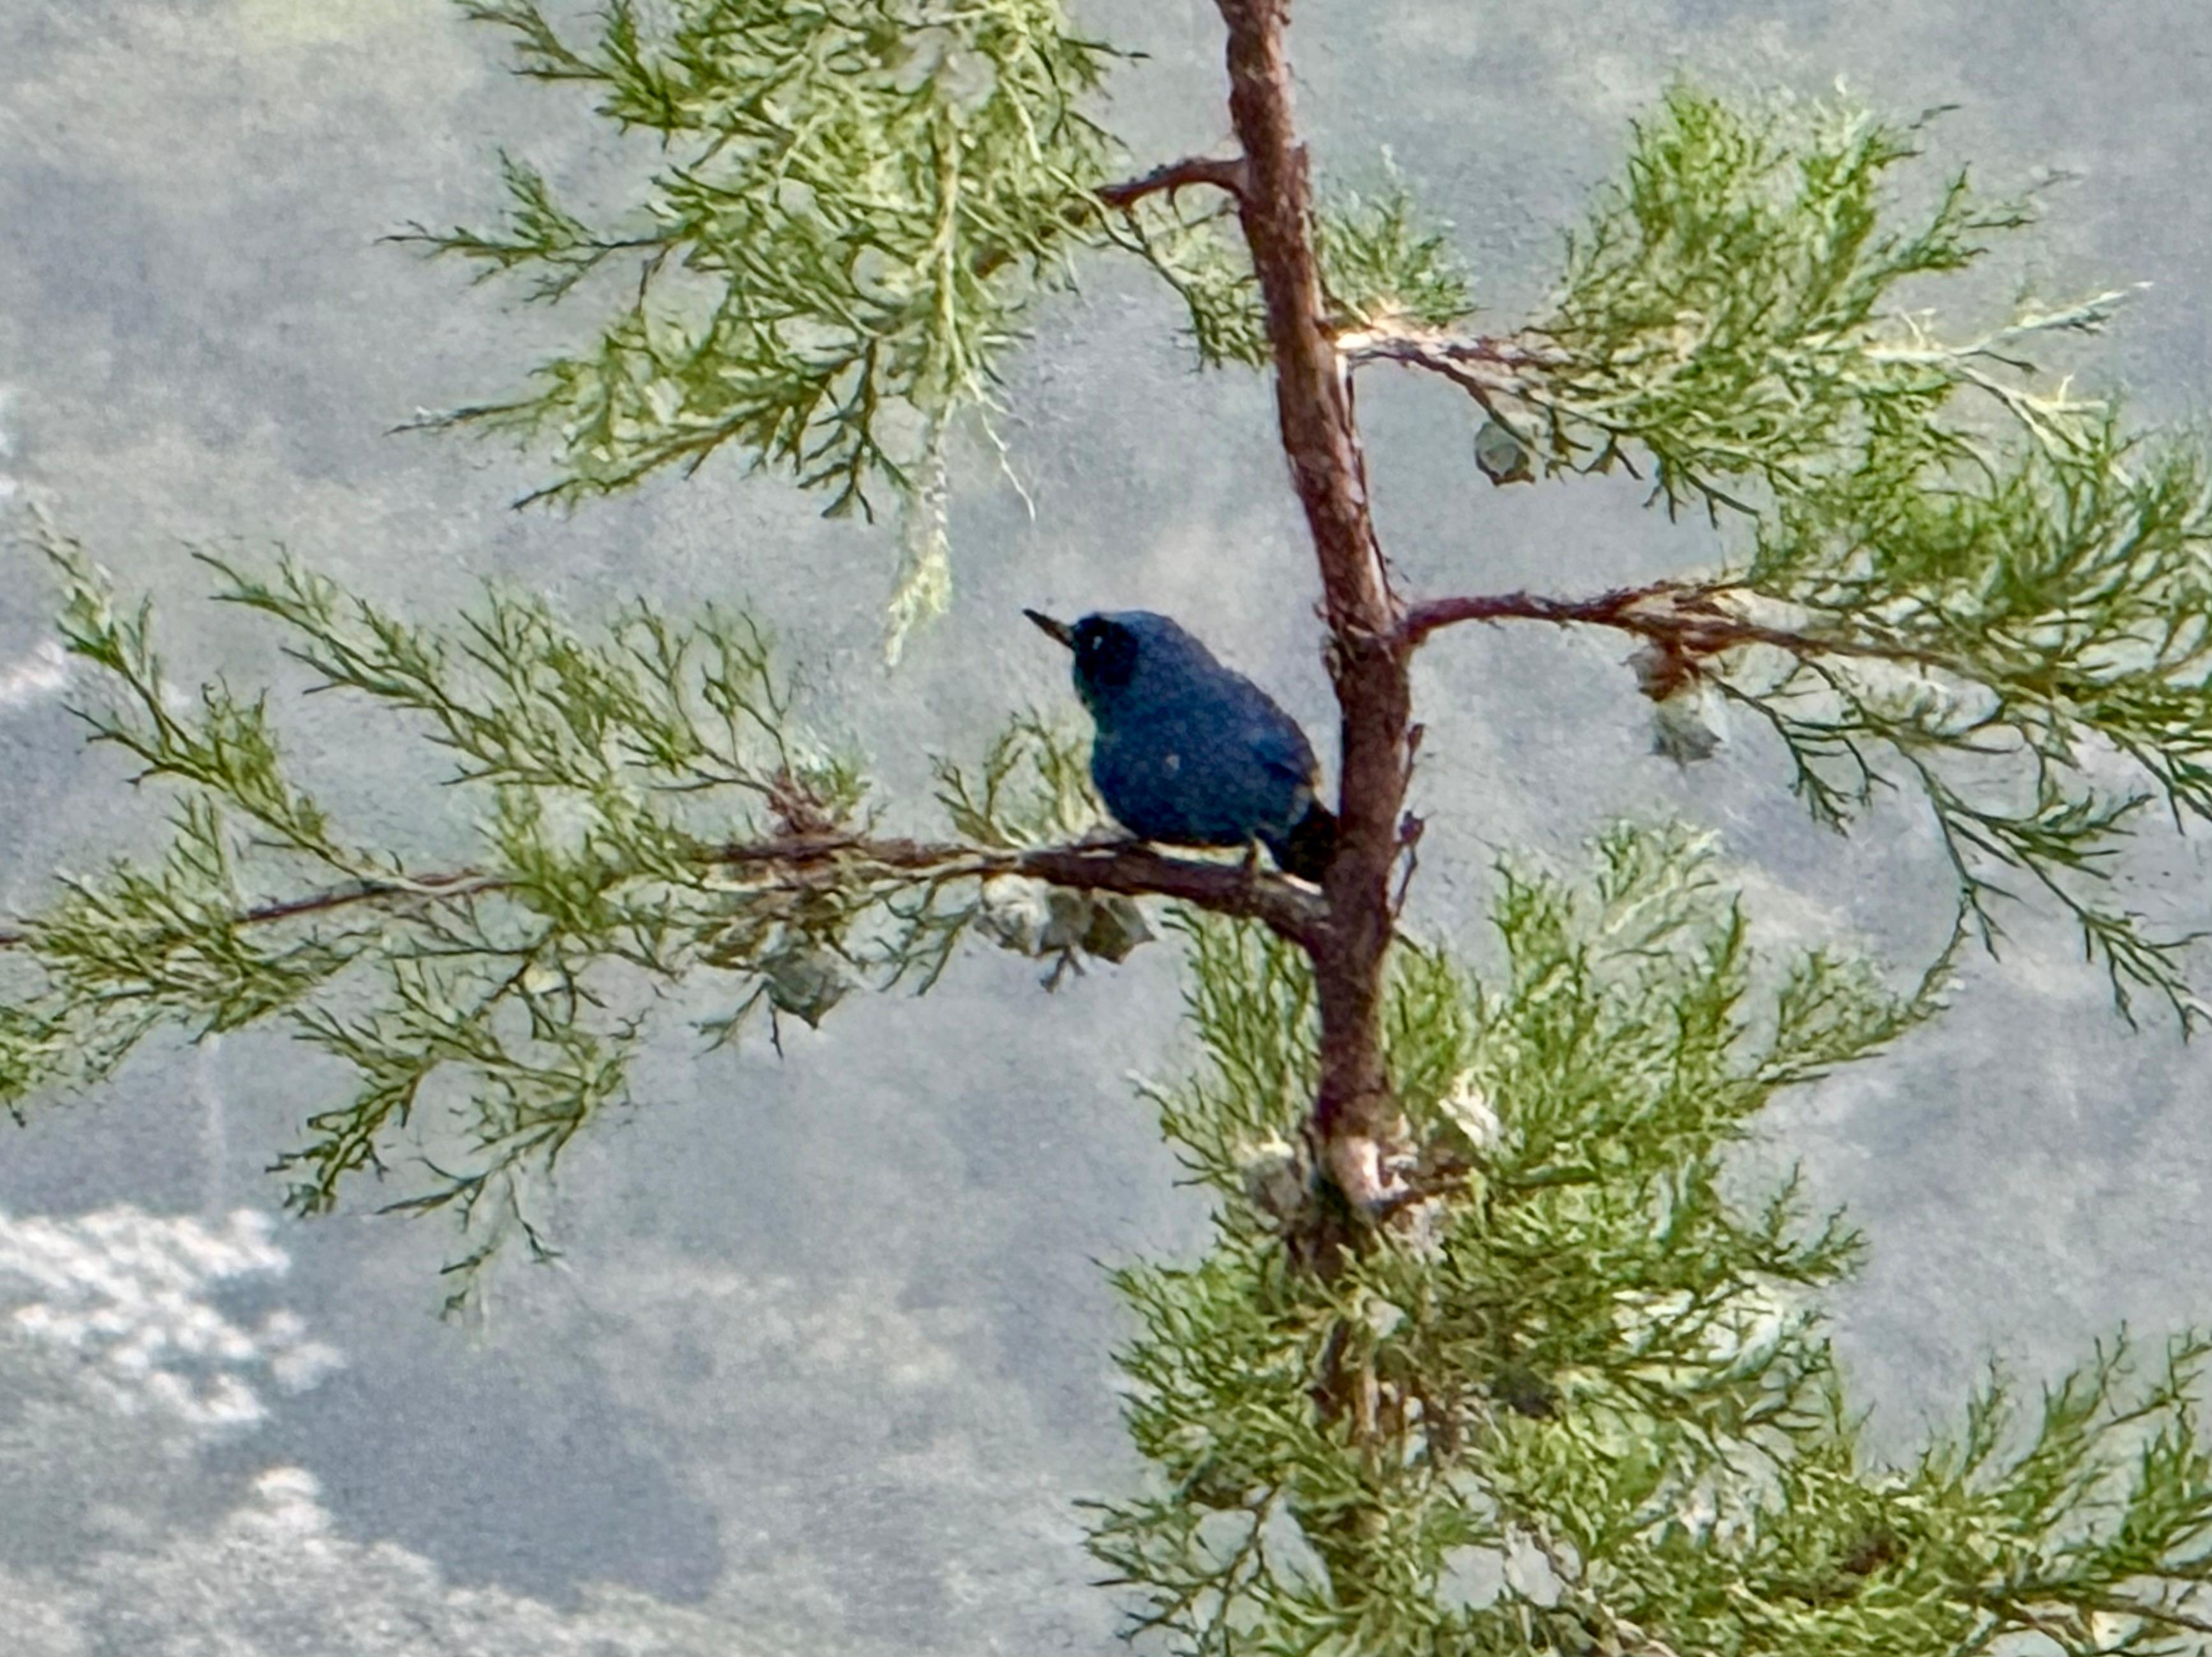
[1025,609,1162,707]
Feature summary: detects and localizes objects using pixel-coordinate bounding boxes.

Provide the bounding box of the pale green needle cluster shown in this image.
[404,0,1120,523]
[1098,830,2212,1657]
[2,526,1119,1309]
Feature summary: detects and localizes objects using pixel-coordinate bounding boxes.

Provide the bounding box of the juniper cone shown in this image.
[1026,608,1339,883]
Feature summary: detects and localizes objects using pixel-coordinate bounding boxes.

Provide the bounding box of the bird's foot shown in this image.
[1237,840,1265,899]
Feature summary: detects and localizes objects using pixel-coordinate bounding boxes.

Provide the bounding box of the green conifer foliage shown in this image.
[11,4,2212,1650]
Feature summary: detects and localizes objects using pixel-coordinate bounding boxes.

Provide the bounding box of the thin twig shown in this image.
[0,870,507,950]
[1336,327,1569,392]
[0,834,1327,955]
[1400,581,1956,671]
[1095,154,1249,210]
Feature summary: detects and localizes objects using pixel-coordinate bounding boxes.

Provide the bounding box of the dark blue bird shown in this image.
[1026,608,1338,883]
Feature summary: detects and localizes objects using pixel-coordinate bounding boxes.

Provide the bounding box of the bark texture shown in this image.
[1217,0,1415,1207]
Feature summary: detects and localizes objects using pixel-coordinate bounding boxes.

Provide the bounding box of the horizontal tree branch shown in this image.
[712,832,1325,941]
[1096,154,1249,210]
[0,834,1326,955]
[1978,1589,2212,1644]
[0,869,509,952]
[2079,1595,2212,1640]
[1400,581,1954,672]
[1336,327,1568,407]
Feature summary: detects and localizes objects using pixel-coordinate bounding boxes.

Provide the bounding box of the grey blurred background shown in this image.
[2,2,2211,1651]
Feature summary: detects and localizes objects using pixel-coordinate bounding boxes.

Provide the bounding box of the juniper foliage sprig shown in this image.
[0,527,1128,1306]
[1094,828,2212,1657]
[1525,89,2046,512]
[404,0,1121,522]
[1110,174,1475,371]
[1336,85,2212,1026]
[1700,417,2212,1027]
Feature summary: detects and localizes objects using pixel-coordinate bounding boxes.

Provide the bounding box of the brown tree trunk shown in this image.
[1216,0,1414,1210]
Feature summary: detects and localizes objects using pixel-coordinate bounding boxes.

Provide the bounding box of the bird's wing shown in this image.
[1228,680,1319,786]
[1250,719,1315,785]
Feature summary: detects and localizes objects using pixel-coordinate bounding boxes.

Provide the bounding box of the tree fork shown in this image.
[1217,0,1415,1212]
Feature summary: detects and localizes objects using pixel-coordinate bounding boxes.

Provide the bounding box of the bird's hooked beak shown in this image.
[1024,608,1075,649]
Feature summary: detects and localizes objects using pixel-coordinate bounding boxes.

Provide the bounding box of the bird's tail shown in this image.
[1267,799,1339,885]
